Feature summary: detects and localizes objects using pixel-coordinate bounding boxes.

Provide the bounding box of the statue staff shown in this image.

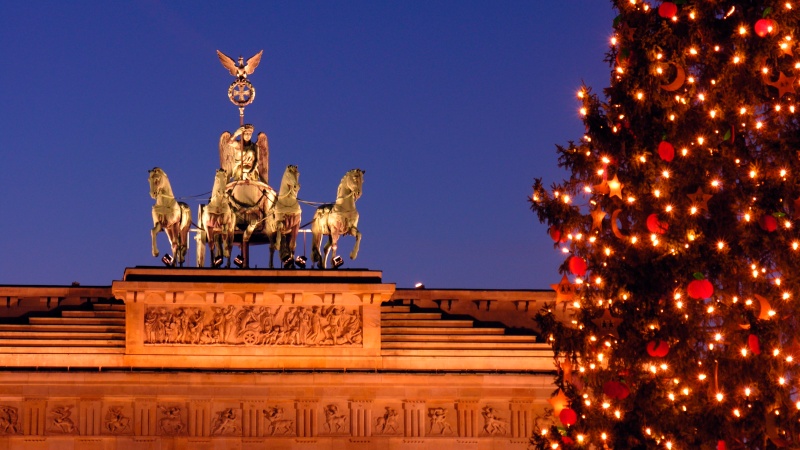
[217,50,263,180]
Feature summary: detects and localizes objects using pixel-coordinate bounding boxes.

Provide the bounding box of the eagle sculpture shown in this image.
[216,50,263,79]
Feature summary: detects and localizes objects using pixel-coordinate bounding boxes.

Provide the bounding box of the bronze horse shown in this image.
[265,165,302,268]
[148,167,191,266]
[311,169,364,269]
[199,169,237,267]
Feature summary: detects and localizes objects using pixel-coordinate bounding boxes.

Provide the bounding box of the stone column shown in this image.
[456,400,479,437]
[23,399,46,436]
[349,400,372,437]
[295,400,318,437]
[134,399,157,436]
[189,400,211,437]
[79,399,102,436]
[402,401,425,437]
[242,401,264,437]
[510,400,534,438]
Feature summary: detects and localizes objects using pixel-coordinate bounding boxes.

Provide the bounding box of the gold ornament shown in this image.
[591,208,607,231]
[547,389,570,416]
[687,187,712,212]
[551,275,576,304]
[611,209,626,238]
[754,294,774,321]
[764,71,797,98]
[594,179,610,195]
[592,308,622,338]
[608,175,624,199]
[660,63,686,92]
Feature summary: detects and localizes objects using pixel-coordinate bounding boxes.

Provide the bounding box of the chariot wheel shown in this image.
[242,330,259,346]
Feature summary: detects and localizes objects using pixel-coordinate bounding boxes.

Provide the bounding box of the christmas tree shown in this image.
[530,1,800,449]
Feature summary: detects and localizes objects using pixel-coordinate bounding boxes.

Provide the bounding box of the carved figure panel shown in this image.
[0,405,20,435]
[103,405,132,435]
[144,305,362,347]
[158,404,187,435]
[427,407,454,436]
[374,406,401,435]
[480,405,509,436]
[47,405,77,435]
[211,407,242,436]
[322,404,349,435]
[262,405,295,436]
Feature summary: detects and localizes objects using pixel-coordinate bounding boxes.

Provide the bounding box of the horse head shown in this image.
[212,168,228,198]
[148,167,166,199]
[280,165,300,198]
[337,168,365,201]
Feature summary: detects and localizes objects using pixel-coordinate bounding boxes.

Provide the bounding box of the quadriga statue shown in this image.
[148,168,191,266]
[311,169,364,269]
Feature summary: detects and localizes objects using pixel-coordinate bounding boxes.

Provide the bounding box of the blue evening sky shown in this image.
[0,1,615,289]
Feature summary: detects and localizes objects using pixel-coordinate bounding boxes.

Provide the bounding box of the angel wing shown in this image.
[216,50,238,76]
[256,132,269,184]
[244,50,263,75]
[218,131,234,179]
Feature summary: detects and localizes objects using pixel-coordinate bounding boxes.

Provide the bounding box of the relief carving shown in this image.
[262,406,294,436]
[144,305,362,347]
[104,406,131,434]
[48,406,76,434]
[481,406,509,436]
[374,406,400,435]
[427,407,453,435]
[323,404,348,434]
[158,405,187,435]
[0,406,20,435]
[211,408,242,436]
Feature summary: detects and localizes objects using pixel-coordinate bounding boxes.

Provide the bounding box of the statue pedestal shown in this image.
[112,267,394,370]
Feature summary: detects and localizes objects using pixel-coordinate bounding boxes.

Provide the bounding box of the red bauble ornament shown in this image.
[687,279,714,299]
[659,2,678,18]
[658,141,675,162]
[748,334,761,355]
[568,256,587,276]
[562,436,575,445]
[603,381,630,400]
[759,215,778,232]
[646,213,668,234]
[549,227,562,242]
[718,440,726,450]
[646,340,670,357]
[559,407,578,425]
[755,18,776,37]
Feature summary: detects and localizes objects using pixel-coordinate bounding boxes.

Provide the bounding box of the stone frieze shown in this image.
[144,304,362,347]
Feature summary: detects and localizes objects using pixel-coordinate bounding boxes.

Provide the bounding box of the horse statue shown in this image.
[148,167,191,266]
[311,169,364,269]
[265,165,302,268]
[199,169,236,267]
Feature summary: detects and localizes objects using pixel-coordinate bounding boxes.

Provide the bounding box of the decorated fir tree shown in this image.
[530,1,800,448]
